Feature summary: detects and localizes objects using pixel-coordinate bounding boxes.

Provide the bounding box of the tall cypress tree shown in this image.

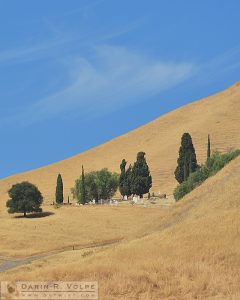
[56,174,63,204]
[131,152,152,198]
[119,159,127,197]
[207,134,211,160]
[119,160,132,198]
[125,164,133,197]
[175,133,198,183]
[80,165,86,205]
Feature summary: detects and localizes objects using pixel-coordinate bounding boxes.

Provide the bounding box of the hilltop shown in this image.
[0,81,240,203]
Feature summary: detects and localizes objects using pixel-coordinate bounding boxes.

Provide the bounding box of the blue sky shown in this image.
[0,0,240,178]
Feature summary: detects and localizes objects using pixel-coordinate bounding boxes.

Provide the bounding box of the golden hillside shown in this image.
[0,81,240,203]
[2,148,240,299]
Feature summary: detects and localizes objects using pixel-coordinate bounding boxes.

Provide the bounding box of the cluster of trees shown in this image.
[7,130,238,215]
[119,151,152,199]
[175,133,213,186]
[72,168,119,204]
[173,132,238,201]
[174,148,240,200]
[71,151,152,204]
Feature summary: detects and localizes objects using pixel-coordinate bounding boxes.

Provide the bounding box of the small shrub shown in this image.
[174,181,190,201]
[54,203,62,209]
[82,250,93,257]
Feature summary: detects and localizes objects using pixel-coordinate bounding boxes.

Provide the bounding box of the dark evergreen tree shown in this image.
[6,182,43,217]
[119,160,132,198]
[131,152,152,198]
[119,159,127,197]
[125,164,133,197]
[207,134,211,160]
[175,133,198,183]
[56,174,64,204]
[80,165,86,205]
[184,156,187,181]
[189,154,193,175]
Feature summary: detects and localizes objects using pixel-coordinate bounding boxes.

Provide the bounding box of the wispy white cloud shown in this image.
[0,35,72,65]
[0,21,140,67]
[189,45,240,86]
[2,45,195,127]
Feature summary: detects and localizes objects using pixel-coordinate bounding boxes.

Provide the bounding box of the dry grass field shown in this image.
[0,81,240,203]
[1,157,240,299]
[0,204,168,257]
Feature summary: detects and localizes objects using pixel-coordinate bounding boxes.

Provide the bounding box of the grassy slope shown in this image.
[0,205,167,257]
[1,156,240,299]
[0,81,240,204]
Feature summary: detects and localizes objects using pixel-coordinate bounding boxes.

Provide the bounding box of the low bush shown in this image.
[174,149,240,201]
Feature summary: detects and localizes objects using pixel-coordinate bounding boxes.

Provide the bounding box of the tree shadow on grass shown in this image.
[15,212,55,219]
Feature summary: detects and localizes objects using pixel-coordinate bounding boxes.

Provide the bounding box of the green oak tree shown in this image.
[72,169,119,203]
[6,182,43,217]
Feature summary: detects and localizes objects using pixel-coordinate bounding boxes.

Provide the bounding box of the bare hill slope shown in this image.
[0,81,240,203]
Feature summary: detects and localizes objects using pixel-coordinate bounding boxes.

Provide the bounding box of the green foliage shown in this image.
[55,174,63,204]
[80,165,86,205]
[54,203,62,209]
[72,168,119,203]
[207,134,211,160]
[175,133,198,183]
[119,159,127,196]
[174,149,240,201]
[119,159,132,198]
[96,169,119,200]
[6,181,43,217]
[131,152,152,197]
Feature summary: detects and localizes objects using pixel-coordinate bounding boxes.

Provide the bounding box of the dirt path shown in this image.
[0,239,121,273]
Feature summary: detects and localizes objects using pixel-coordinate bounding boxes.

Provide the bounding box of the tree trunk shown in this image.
[24,211,26,217]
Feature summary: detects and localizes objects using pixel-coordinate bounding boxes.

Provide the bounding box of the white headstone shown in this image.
[133,195,140,204]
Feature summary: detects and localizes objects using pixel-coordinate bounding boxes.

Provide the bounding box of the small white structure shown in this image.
[133,195,140,204]
[123,195,128,201]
